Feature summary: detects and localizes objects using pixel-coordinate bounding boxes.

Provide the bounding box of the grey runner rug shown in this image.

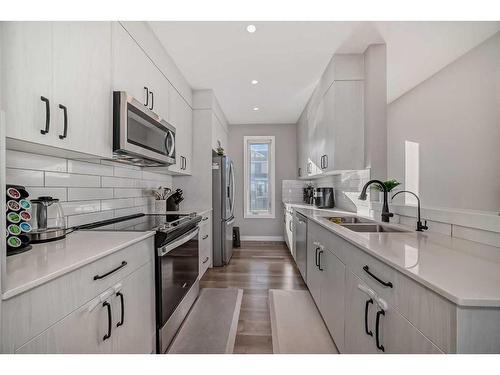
[168,288,243,354]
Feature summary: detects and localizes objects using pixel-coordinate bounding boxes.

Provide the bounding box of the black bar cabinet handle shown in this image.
[324,155,328,169]
[58,104,68,139]
[102,301,112,341]
[375,309,385,352]
[364,298,374,336]
[202,217,208,221]
[363,265,393,288]
[116,292,124,327]
[144,86,149,107]
[93,261,127,280]
[40,96,50,134]
[149,90,154,110]
[318,250,324,271]
[315,247,320,267]
[202,234,209,240]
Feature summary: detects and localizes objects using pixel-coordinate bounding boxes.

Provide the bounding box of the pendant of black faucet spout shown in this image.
[359,180,394,223]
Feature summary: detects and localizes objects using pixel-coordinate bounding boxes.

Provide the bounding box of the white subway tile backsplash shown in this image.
[102,176,141,188]
[101,160,141,170]
[142,171,173,183]
[113,188,145,198]
[59,201,101,217]
[67,160,113,176]
[68,188,114,201]
[7,151,171,229]
[67,211,114,227]
[26,187,68,202]
[114,206,143,217]
[6,150,67,172]
[6,168,44,186]
[114,166,143,179]
[45,172,100,187]
[101,198,136,211]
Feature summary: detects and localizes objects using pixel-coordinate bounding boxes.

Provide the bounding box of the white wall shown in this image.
[387,31,500,212]
[229,124,297,239]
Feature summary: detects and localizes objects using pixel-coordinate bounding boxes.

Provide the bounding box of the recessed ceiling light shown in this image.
[253,107,259,111]
[251,79,259,85]
[246,24,256,33]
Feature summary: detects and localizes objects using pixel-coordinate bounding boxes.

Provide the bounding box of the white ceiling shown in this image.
[149,21,500,125]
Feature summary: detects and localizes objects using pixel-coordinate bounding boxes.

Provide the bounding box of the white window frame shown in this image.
[243,135,276,219]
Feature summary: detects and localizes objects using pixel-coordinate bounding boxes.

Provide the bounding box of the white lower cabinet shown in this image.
[344,271,378,354]
[16,261,155,354]
[306,223,346,352]
[199,213,212,278]
[304,220,445,354]
[111,262,155,353]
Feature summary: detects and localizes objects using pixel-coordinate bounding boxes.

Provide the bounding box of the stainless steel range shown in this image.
[78,212,201,353]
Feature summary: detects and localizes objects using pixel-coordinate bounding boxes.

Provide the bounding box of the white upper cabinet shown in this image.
[297,54,365,178]
[52,22,113,158]
[168,84,192,175]
[1,23,56,148]
[111,22,169,122]
[1,22,113,158]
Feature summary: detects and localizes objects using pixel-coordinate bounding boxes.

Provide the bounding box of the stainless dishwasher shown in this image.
[293,212,307,281]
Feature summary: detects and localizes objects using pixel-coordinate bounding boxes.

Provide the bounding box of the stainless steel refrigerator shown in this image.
[212,155,235,266]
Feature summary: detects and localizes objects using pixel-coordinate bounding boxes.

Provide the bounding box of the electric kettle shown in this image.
[29,196,67,243]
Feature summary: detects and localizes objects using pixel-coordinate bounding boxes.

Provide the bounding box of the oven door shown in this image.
[113,91,176,165]
[156,226,199,352]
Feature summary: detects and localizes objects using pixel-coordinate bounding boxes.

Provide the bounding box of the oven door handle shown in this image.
[158,227,199,257]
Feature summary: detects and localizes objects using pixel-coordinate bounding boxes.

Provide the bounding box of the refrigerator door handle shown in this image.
[229,161,235,218]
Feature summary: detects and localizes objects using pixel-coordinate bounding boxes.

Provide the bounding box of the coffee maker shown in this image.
[303,185,314,205]
[313,187,335,208]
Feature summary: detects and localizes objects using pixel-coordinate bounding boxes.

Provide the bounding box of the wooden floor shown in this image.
[200,241,307,354]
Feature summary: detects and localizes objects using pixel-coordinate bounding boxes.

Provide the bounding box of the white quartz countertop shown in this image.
[3,230,155,300]
[294,207,500,308]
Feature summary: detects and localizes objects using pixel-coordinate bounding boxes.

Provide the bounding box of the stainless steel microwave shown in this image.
[113,91,176,167]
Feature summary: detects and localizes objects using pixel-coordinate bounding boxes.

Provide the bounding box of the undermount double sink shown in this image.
[326,216,411,233]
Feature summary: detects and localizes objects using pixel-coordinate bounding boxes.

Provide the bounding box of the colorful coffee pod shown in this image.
[7,236,21,248]
[7,212,21,224]
[19,199,31,210]
[7,200,21,212]
[7,187,21,199]
[8,224,21,236]
[19,222,32,233]
[20,210,32,221]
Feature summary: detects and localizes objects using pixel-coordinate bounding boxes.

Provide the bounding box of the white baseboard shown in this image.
[240,236,284,242]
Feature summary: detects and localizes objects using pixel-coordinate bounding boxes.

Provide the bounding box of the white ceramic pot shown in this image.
[154,200,167,214]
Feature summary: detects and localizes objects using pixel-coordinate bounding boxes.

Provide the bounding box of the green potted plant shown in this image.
[371,179,401,201]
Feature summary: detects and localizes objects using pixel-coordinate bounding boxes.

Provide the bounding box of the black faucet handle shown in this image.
[422,220,428,230]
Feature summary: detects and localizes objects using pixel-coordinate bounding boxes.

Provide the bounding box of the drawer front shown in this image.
[394,272,456,353]
[379,307,443,354]
[345,242,396,307]
[1,237,154,352]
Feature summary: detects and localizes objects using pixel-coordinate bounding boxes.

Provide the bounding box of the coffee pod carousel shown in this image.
[5,184,32,256]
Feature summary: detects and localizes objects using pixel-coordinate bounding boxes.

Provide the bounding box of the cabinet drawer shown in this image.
[378,307,443,354]
[1,236,154,352]
[199,244,211,277]
[345,242,397,306]
[394,272,456,353]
